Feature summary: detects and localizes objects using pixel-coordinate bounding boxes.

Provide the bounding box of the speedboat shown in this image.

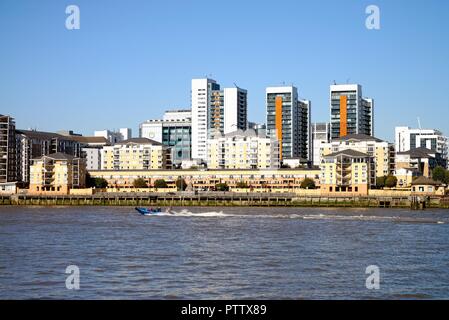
[135,207,162,215]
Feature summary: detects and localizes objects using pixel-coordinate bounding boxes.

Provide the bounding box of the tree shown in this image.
[445,171,449,185]
[300,178,316,189]
[133,178,148,188]
[376,176,387,189]
[86,174,108,188]
[153,179,168,189]
[236,181,248,188]
[432,166,448,183]
[176,178,187,191]
[215,183,229,191]
[385,175,398,188]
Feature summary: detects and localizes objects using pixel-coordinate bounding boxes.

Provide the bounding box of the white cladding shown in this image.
[119,128,132,140]
[192,78,216,161]
[395,126,448,159]
[139,121,163,143]
[83,147,101,171]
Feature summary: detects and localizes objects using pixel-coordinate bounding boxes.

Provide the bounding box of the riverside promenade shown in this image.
[2,192,449,209]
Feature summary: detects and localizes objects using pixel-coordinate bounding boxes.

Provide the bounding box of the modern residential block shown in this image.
[140,109,192,165]
[311,122,330,166]
[64,136,110,171]
[29,153,86,195]
[395,126,448,163]
[320,149,374,195]
[94,129,131,144]
[101,138,170,170]
[192,78,248,162]
[319,134,394,185]
[206,129,280,170]
[0,114,17,183]
[266,86,311,162]
[15,130,82,184]
[329,84,374,139]
[191,78,219,161]
[395,147,447,179]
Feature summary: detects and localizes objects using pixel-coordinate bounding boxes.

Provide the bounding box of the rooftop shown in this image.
[116,138,162,146]
[65,136,110,145]
[33,152,78,161]
[16,129,62,140]
[411,176,441,186]
[325,149,370,158]
[397,147,437,158]
[333,134,383,143]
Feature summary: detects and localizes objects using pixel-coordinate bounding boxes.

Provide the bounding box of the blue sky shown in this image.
[1,0,448,141]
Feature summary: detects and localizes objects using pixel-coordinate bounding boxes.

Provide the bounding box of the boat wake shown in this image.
[143,209,447,224]
[151,209,228,218]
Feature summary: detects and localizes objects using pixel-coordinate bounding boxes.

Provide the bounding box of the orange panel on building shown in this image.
[275,96,283,160]
[340,95,347,137]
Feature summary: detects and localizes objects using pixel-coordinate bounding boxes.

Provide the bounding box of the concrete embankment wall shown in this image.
[2,193,448,209]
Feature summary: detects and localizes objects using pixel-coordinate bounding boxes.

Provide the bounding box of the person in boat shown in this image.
[157,207,161,212]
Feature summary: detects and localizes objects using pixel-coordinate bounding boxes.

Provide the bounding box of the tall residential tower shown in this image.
[0,114,17,183]
[192,78,248,161]
[330,84,374,139]
[266,86,310,161]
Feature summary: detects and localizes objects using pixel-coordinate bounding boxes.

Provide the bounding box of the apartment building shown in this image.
[64,136,110,171]
[191,78,219,161]
[0,114,17,183]
[207,129,280,170]
[320,149,374,195]
[330,84,374,139]
[101,138,170,170]
[15,130,82,184]
[319,134,393,186]
[94,128,131,144]
[210,87,248,136]
[140,109,192,165]
[395,147,447,179]
[395,126,448,164]
[266,86,310,161]
[89,168,321,192]
[311,122,330,166]
[191,78,248,162]
[29,153,86,195]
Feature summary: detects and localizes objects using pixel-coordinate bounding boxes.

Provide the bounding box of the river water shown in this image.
[1,206,449,299]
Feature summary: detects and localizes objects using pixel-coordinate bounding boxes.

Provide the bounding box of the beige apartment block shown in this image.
[320,149,372,196]
[101,138,171,170]
[29,153,86,195]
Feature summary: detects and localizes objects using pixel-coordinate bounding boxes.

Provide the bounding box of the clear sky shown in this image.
[1,0,448,142]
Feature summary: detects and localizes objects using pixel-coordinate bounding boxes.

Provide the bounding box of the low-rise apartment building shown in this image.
[395,147,447,180]
[320,149,373,195]
[15,130,82,184]
[89,168,320,192]
[101,138,171,170]
[29,153,86,194]
[319,134,393,184]
[207,129,280,169]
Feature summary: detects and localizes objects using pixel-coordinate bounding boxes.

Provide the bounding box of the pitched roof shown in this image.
[325,149,370,158]
[16,129,62,140]
[33,152,77,161]
[411,176,441,186]
[397,147,436,158]
[333,134,384,143]
[65,136,109,145]
[116,138,162,146]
